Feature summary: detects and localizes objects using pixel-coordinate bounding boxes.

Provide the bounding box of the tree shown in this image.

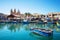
[24,12,32,17]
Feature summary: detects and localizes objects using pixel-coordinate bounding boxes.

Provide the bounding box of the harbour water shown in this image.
[0,23,60,40]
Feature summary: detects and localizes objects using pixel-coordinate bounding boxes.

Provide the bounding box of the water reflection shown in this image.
[7,23,22,32]
[0,23,7,30]
[0,23,60,32]
[0,23,60,40]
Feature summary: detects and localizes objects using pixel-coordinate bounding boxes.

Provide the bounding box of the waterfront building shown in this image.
[32,13,41,18]
[48,12,60,20]
[0,13,8,22]
[8,9,24,19]
[7,9,24,22]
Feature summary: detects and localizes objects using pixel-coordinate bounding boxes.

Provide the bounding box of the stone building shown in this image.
[7,9,24,22]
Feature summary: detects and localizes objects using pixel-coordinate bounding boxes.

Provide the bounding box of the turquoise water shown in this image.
[0,23,60,40]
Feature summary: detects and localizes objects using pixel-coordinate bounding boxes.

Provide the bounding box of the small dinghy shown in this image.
[30,28,53,37]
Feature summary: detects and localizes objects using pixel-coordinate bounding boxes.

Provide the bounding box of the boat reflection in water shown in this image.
[29,32,53,40]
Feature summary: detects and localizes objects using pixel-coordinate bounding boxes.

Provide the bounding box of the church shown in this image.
[7,9,24,22]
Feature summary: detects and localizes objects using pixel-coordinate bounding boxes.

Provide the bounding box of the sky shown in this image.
[0,0,60,15]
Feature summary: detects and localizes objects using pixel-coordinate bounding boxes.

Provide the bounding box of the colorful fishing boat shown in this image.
[38,22,45,24]
[22,19,29,24]
[30,28,53,37]
[47,21,54,24]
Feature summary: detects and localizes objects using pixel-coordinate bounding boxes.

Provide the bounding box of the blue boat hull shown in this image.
[30,28,53,37]
[47,21,56,24]
[22,22,29,24]
[57,26,60,28]
[38,22,45,24]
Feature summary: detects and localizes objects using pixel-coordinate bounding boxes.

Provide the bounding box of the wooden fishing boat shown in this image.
[22,19,29,24]
[30,28,53,37]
